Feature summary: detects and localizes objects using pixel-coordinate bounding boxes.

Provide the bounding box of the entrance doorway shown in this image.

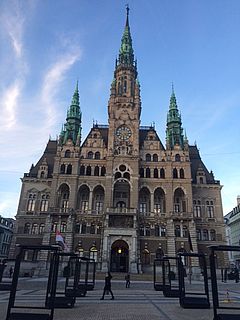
[110,240,129,273]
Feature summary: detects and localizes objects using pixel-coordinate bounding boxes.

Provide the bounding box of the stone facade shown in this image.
[10,10,226,272]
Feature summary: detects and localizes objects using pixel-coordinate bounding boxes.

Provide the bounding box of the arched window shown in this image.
[60,164,65,174]
[173,168,178,178]
[118,82,122,95]
[203,229,209,241]
[154,168,158,178]
[95,152,100,160]
[75,223,80,233]
[174,188,186,213]
[77,185,89,212]
[31,223,38,234]
[145,224,151,236]
[80,165,85,175]
[65,150,71,158]
[39,224,45,234]
[90,223,95,234]
[93,186,104,213]
[115,172,121,179]
[87,151,93,159]
[86,166,91,176]
[160,168,165,179]
[60,222,67,233]
[66,164,72,174]
[161,225,166,237]
[155,225,160,237]
[139,168,144,178]
[196,229,202,240]
[180,168,184,179]
[58,184,70,213]
[24,223,30,234]
[175,225,181,237]
[123,80,127,93]
[123,172,130,180]
[210,229,216,241]
[146,168,151,178]
[153,154,158,162]
[51,222,58,233]
[94,166,99,176]
[40,171,45,178]
[182,225,188,237]
[81,222,87,234]
[154,188,166,213]
[139,188,151,215]
[27,194,36,212]
[146,154,151,162]
[40,194,49,212]
[101,166,106,176]
[175,154,181,162]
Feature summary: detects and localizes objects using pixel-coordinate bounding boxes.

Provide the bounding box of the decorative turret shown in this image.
[166,87,185,150]
[59,82,82,146]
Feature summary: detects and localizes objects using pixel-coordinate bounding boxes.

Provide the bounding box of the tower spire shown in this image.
[117,5,135,67]
[166,87,185,149]
[59,81,82,146]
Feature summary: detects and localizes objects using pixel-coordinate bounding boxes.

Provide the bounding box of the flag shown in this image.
[56,230,69,252]
[188,230,193,252]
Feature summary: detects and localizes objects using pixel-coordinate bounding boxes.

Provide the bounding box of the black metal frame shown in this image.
[78,257,96,291]
[6,245,59,320]
[209,245,240,320]
[65,255,87,297]
[178,252,210,309]
[0,259,14,291]
[162,256,180,298]
[153,258,164,291]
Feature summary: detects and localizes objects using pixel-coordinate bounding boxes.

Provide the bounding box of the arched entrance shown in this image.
[110,240,129,273]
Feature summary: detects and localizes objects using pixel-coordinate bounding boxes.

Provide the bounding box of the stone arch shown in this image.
[110,239,129,273]
[173,187,186,213]
[92,185,105,213]
[113,179,130,208]
[57,183,70,212]
[77,185,90,212]
[154,187,166,213]
[139,187,151,214]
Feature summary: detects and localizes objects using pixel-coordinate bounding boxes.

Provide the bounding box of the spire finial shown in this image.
[171,82,175,95]
[126,4,130,27]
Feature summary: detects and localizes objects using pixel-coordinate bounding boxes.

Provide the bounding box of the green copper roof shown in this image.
[166,87,184,149]
[59,82,82,146]
[118,6,135,67]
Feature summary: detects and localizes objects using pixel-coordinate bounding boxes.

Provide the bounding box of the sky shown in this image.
[0,0,239,219]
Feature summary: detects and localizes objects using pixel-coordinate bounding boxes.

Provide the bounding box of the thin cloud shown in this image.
[0,81,21,130]
[41,50,82,130]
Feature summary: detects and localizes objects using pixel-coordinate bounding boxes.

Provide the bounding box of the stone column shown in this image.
[150,192,154,217]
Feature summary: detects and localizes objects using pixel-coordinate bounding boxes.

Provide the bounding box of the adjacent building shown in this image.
[0,216,14,259]
[10,9,226,273]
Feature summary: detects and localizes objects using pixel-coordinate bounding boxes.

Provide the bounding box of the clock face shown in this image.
[116,125,132,141]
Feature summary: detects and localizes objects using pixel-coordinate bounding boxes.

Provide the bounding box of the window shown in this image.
[146,168,151,178]
[196,229,202,240]
[145,225,151,236]
[86,166,91,176]
[60,222,67,233]
[139,203,147,213]
[95,201,103,213]
[60,164,65,174]
[155,225,160,237]
[180,168,184,179]
[27,194,36,212]
[203,229,209,241]
[154,203,161,213]
[160,168,165,179]
[94,166,99,176]
[140,225,144,236]
[146,154,151,162]
[95,152,100,159]
[161,226,166,237]
[173,168,178,178]
[207,205,214,218]
[24,223,30,234]
[139,168,144,178]
[75,223,80,233]
[175,225,181,237]
[153,154,158,162]
[66,164,72,174]
[51,223,58,233]
[154,168,158,178]
[175,154,181,162]
[81,201,88,212]
[210,229,216,241]
[182,226,188,237]
[90,223,95,234]
[65,150,71,158]
[39,224,45,234]
[101,166,106,176]
[80,165,85,175]
[194,205,201,217]
[31,223,38,234]
[40,195,49,212]
[87,151,93,159]
[81,223,87,234]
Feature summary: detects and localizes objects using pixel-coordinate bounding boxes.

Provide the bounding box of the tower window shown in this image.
[153,154,158,162]
[146,168,151,178]
[153,168,158,178]
[146,154,151,162]
[160,168,165,179]
[173,168,178,178]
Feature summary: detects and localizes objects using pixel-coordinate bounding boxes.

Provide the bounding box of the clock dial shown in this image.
[116,125,132,141]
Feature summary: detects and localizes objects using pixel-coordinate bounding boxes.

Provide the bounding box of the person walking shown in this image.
[125,273,130,288]
[100,272,114,300]
[9,266,13,278]
[235,267,239,283]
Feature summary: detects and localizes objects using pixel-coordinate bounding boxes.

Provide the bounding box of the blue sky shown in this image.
[0,0,239,218]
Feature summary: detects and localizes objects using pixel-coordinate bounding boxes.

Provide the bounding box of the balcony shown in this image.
[106,207,137,215]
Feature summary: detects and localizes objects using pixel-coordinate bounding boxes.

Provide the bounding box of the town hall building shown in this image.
[11,9,226,273]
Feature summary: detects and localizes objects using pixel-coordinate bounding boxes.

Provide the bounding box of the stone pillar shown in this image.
[89,190,93,211]
[167,219,176,265]
[150,192,154,217]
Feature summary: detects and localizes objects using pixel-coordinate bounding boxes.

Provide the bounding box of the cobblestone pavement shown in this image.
[0,278,240,320]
